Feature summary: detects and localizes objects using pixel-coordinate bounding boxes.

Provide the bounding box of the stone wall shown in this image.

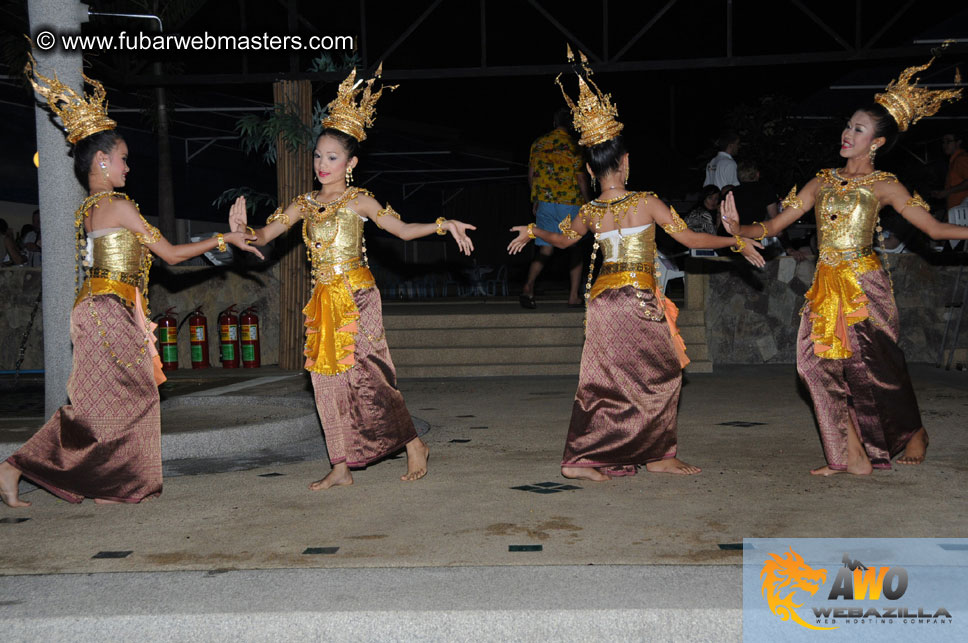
[704,253,968,364]
[1,264,281,371]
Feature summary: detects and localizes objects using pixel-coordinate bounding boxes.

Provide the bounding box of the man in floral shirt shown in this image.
[522,109,590,308]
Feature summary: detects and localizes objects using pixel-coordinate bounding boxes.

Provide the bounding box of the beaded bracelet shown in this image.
[527,223,536,239]
[730,236,746,253]
[435,217,447,235]
[753,221,768,241]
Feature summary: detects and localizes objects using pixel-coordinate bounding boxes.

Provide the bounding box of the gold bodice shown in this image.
[304,205,365,265]
[295,189,372,283]
[815,169,897,252]
[598,224,655,267]
[90,228,147,277]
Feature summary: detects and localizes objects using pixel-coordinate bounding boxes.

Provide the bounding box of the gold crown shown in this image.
[24,52,117,145]
[321,63,397,142]
[555,45,623,147]
[874,55,962,132]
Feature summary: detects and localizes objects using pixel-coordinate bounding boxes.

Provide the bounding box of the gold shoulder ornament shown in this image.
[661,205,688,235]
[781,186,803,211]
[558,215,581,240]
[905,192,930,212]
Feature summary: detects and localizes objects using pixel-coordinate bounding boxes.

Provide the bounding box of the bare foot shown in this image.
[402,438,429,481]
[809,460,873,476]
[0,462,30,508]
[93,498,123,505]
[561,466,612,481]
[646,458,702,475]
[897,427,928,465]
[309,463,353,490]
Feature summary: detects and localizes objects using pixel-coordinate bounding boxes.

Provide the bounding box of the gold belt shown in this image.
[312,258,363,284]
[817,246,873,266]
[87,267,144,288]
[599,261,654,276]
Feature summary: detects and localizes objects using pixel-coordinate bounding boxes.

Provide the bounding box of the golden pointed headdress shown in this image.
[874,54,962,132]
[24,51,117,145]
[555,45,623,147]
[321,63,397,142]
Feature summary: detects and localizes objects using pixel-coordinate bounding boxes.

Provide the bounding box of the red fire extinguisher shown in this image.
[240,306,261,368]
[218,305,240,368]
[155,307,178,371]
[188,307,209,369]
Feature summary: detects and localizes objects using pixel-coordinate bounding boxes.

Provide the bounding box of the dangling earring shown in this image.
[624,164,629,187]
[345,166,354,184]
[99,161,109,180]
[868,145,878,164]
[591,175,597,191]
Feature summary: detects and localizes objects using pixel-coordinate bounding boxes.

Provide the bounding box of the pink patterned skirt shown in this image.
[797,268,922,470]
[6,295,162,503]
[310,287,417,468]
[562,286,681,467]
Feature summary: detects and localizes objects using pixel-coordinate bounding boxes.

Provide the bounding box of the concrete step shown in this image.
[397,362,580,378]
[391,345,581,366]
[383,310,585,330]
[387,326,584,348]
[684,360,714,373]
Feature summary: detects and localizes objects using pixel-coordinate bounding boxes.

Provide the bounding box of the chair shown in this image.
[655,251,685,293]
[485,265,508,297]
[949,206,968,250]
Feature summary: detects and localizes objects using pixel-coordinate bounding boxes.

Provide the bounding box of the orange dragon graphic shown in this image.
[760,548,837,631]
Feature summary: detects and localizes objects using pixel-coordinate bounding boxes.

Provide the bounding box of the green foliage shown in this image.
[235,53,358,165]
[212,187,277,214]
[236,105,316,165]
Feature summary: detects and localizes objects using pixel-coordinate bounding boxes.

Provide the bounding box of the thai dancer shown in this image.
[230,66,475,489]
[1,57,260,507]
[509,48,764,481]
[722,54,967,475]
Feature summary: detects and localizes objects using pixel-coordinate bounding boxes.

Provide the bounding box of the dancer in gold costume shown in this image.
[231,66,475,489]
[509,48,764,481]
[1,56,260,508]
[723,54,968,475]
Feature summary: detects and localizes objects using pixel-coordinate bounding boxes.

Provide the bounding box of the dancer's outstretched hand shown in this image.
[445,220,476,255]
[720,192,739,235]
[229,196,247,233]
[224,231,264,260]
[740,238,766,268]
[507,226,532,254]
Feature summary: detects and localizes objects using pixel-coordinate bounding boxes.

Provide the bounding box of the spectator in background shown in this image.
[21,210,41,267]
[522,108,591,308]
[704,130,740,190]
[1,218,26,266]
[684,184,721,234]
[932,132,968,209]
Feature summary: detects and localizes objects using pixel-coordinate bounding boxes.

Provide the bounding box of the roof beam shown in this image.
[527,0,602,63]
[790,0,852,51]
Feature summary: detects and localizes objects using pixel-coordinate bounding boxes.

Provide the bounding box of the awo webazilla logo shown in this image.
[760,547,953,630]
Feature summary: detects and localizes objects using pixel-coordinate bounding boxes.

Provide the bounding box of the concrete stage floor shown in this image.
[1,364,966,640]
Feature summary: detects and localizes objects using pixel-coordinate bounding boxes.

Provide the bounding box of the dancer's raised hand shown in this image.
[507,225,532,255]
[720,192,740,235]
[229,196,247,233]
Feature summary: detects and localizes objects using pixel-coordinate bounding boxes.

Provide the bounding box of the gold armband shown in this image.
[215,233,227,252]
[905,192,930,212]
[527,222,536,240]
[136,221,162,245]
[753,221,769,241]
[781,186,803,211]
[375,204,402,229]
[730,236,746,253]
[266,207,291,229]
[661,206,688,235]
[558,215,581,240]
[435,217,447,235]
